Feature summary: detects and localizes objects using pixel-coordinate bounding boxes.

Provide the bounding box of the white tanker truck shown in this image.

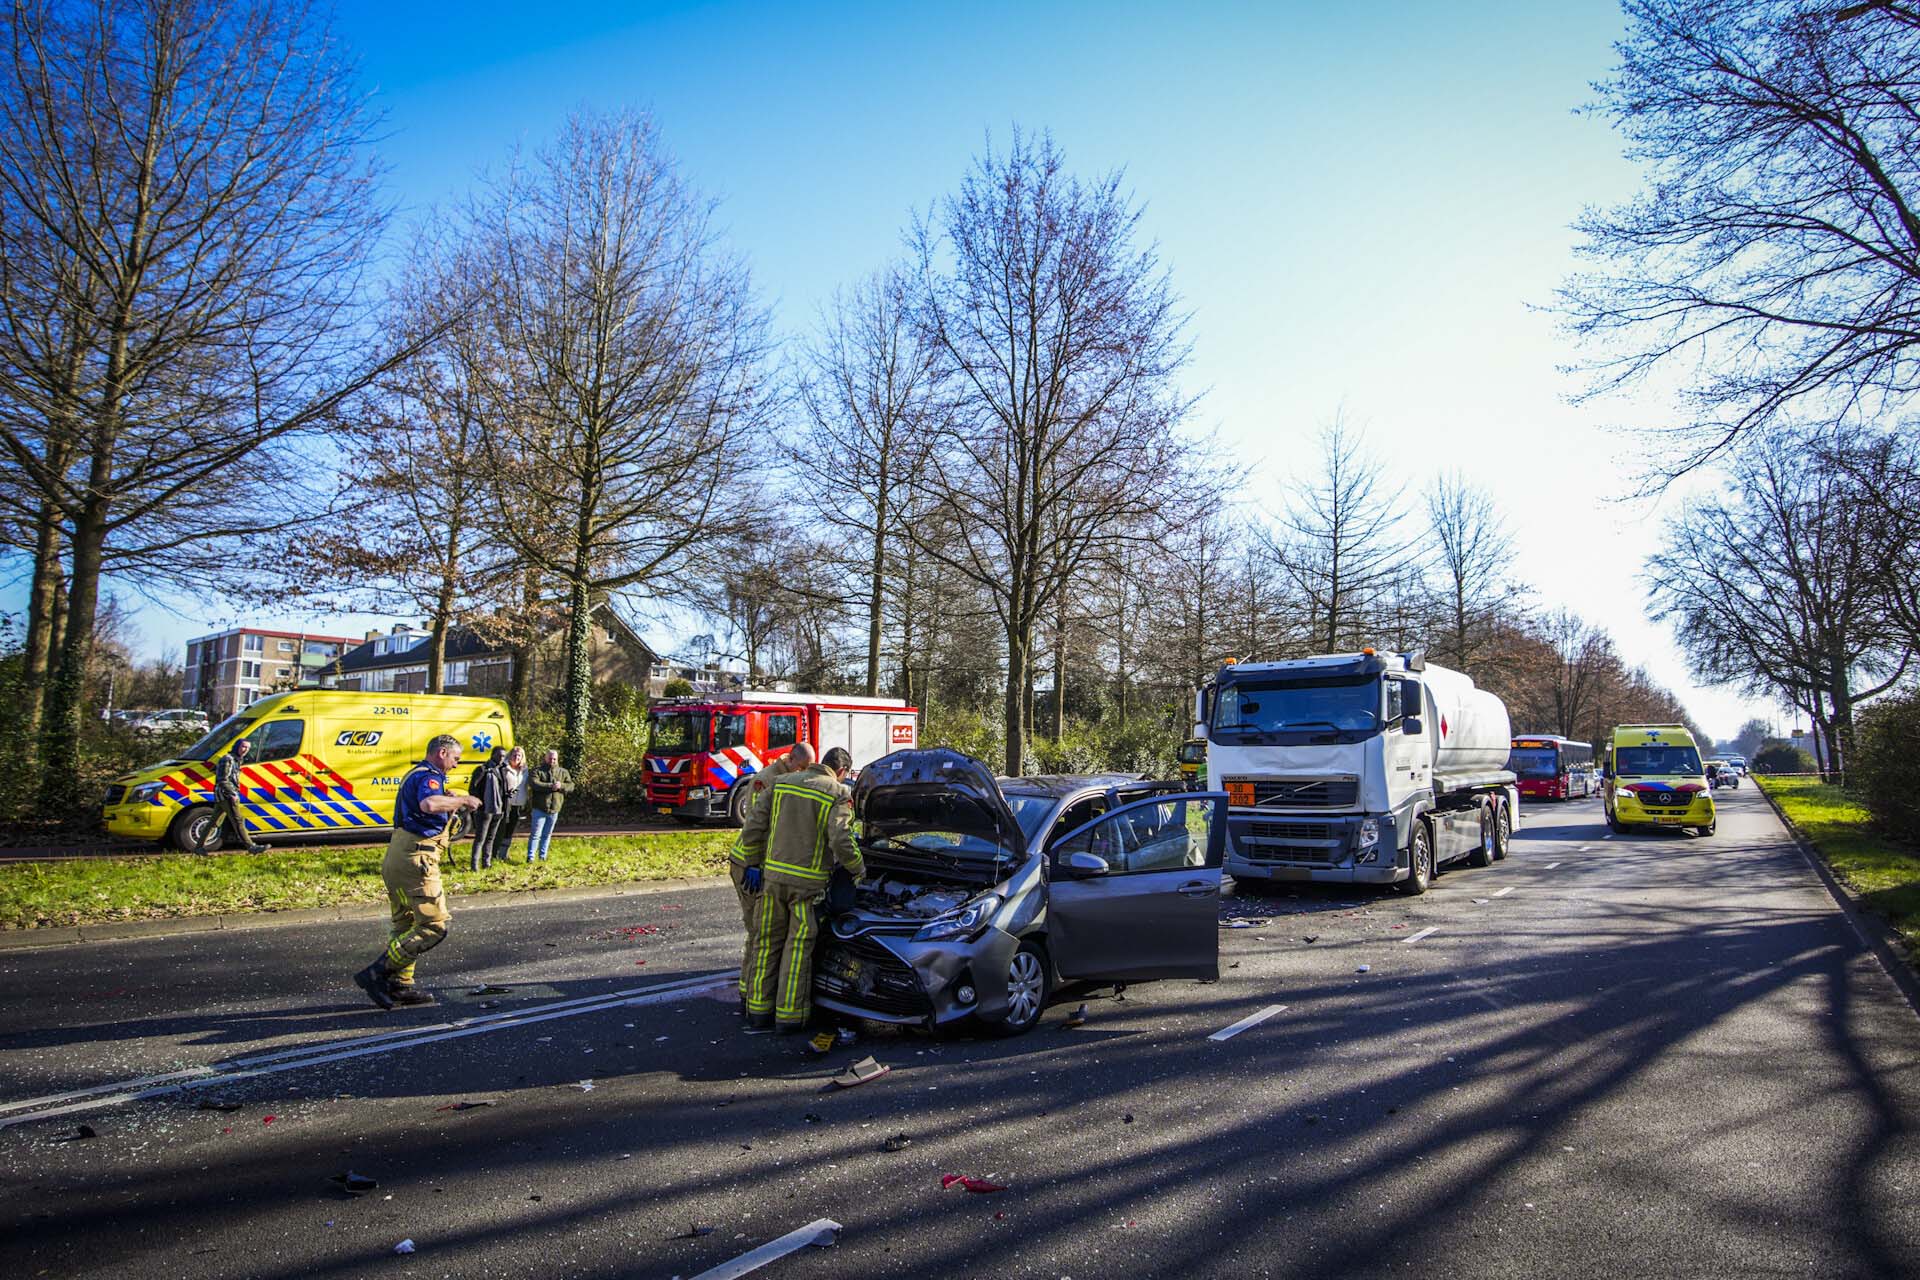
[1194,649,1519,894]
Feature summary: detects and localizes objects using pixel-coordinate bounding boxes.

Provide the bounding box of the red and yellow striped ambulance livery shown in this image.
[101,691,514,851]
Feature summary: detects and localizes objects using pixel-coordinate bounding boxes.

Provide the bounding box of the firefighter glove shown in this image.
[743,866,763,894]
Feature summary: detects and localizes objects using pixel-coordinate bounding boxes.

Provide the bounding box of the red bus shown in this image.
[1508,735,1596,801]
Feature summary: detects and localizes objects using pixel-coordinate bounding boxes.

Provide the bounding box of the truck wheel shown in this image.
[727,783,752,828]
[1397,822,1432,896]
[1492,801,1511,861]
[1468,806,1494,868]
[169,805,221,853]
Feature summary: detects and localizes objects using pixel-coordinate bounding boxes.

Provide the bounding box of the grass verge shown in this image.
[1758,776,1920,959]
[0,829,735,931]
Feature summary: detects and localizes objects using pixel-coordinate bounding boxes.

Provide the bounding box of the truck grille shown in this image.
[1233,819,1344,866]
[815,937,931,1019]
[644,777,687,804]
[1241,778,1359,809]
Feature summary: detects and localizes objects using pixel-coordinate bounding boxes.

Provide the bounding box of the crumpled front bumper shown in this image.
[813,923,1020,1028]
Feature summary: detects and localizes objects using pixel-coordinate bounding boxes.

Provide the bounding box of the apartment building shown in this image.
[181,627,356,720]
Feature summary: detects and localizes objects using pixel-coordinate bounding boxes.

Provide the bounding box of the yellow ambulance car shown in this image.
[1602,722,1715,837]
[101,690,514,851]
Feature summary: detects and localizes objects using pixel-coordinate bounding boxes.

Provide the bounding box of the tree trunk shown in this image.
[866,477,887,697]
[1004,628,1028,776]
[20,504,65,737]
[38,500,107,810]
[1052,591,1067,743]
[560,574,593,772]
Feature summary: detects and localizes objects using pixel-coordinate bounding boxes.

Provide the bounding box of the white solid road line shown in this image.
[0,970,734,1130]
[690,1219,843,1280]
[1208,1004,1287,1042]
[1493,886,1515,898]
[1403,926,1438,943]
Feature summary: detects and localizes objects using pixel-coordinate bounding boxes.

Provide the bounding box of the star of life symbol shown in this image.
[472,732,494,752]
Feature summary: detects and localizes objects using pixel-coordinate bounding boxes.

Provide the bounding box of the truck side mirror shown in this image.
[1403,716,1423,736]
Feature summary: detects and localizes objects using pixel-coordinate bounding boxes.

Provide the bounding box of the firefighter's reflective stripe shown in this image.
[761,783,836,883]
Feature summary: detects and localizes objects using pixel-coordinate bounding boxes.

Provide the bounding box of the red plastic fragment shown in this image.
[262,1115,276,1125]
[941,1174,1007,1194]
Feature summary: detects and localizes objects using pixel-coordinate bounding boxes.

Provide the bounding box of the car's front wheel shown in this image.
[989,941,1050,1037]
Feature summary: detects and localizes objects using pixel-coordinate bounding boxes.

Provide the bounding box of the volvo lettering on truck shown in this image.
[1195,650,1520,895]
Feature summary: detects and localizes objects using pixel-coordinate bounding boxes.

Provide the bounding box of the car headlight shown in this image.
[687,786,710,799]
[915,893,1004,943]
[127,782,165,804]
[1356,818,1380,849]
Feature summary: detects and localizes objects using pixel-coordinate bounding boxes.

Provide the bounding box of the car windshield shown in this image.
[1616,744,1703,777]
[647,712,707,754]
[180,715,255,761]
[1002,792,1056,841]
[1176,741,1206,765]
[1211,675,1380,742]
[1508,746,1561,779]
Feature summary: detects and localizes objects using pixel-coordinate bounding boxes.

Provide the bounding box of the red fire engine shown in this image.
[643,691,919,824]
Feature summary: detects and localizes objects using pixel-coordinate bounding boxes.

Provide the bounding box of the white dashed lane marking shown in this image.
[1209,1004,1287,1042]
[1403,926,1438,943]
[1493,886,1515,898]
[691,1218,843,1279]
[1545,862,1563,869]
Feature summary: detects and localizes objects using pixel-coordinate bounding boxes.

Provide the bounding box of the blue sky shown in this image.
[4,1,1781,737]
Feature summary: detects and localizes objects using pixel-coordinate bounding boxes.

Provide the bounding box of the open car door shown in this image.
[1046,791,1226,981]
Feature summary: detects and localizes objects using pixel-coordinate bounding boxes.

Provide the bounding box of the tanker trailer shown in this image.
[1195,649,1519,895]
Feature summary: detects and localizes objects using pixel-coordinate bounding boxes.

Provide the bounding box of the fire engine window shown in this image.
[243,719,304,763]
[767,714,799,749]
[713,714,747,751]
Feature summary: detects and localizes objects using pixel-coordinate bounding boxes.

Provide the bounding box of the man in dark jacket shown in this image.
[469,746,506,871]
[526,748,573,862]
[211,738,264,854]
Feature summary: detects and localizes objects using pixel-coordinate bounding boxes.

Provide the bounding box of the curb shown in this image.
[1756,781,1920,1018]
[0,874,729,953]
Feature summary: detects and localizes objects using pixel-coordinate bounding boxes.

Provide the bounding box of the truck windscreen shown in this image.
[1507,746,1560,779]
[647,713,708,754]
[1211,675,1380,742]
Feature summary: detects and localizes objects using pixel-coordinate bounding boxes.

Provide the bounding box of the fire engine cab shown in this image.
[643,691,919,824]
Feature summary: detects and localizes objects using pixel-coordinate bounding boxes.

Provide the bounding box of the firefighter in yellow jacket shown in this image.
[737,746,862,1034]
[727,742,814,1013]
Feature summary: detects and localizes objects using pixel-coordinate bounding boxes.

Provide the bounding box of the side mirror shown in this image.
[1403,716,1423,736]
[1065,851,1110,877]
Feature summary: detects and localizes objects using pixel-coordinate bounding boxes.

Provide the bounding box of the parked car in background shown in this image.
[812,750,1226,1036]
[130,708,210,736]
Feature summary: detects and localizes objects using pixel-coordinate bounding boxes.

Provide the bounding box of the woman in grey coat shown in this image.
[469,746,507,871]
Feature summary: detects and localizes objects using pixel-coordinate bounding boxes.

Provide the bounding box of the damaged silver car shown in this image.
[813,748,1227,1035]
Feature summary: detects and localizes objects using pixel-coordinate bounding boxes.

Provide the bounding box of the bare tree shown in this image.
[1267,419,1419,652]
[0,0,400,806]
[795,266,935,695]
[911,131,1202,773]
[1564,0,1920,471]
[1424,471,1518,677]
[466,109,768,767]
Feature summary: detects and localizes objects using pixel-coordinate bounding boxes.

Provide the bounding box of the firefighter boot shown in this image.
[353,959,396,1010]
[387,983,436,1007]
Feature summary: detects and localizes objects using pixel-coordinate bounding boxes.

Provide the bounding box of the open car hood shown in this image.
[853,748,1028,860]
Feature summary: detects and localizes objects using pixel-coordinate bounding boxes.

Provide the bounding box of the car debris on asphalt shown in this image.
[329,1171,378,1195]
[392,1239,415,1255]
[469,985,512,996]
[195,1100,242,1112]
[942,1174,1007,1193]
[435,1100,495,1112]
[881,1133,912,1152]
[577,1080,595,1092]
[826,1056,890,1089]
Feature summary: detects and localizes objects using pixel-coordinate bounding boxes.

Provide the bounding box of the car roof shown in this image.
[998,773,1147,798]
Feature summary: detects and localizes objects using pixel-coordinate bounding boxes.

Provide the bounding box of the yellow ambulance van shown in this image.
[1602,722,1716,837]
[101,690,514,851]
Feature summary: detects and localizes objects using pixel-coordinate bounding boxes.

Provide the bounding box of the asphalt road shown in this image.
[2,785,1916,1279]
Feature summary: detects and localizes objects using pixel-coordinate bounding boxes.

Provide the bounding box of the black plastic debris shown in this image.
[826,1056,890,1090]
[1122,1113,1134,1125]
[329,1171,378,1195]
[469,985,513,996]
[54,1124,97,1143]
[881,1133,912,1153]
[672,1224,716,1240]
[1303,935,1319,943]
[196,1100,242,1112]
[802,1112,824,1124]
[435,1100,495,1112]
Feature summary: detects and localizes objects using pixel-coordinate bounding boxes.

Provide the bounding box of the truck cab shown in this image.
[1197,650,1519,894]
